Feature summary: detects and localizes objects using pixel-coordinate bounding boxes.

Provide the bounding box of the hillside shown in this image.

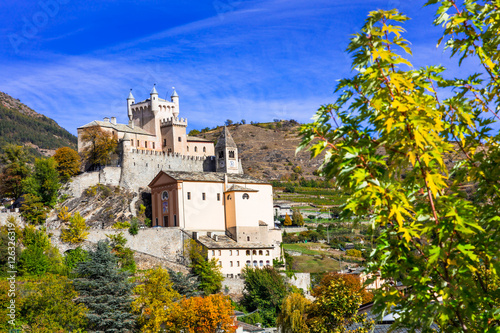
[0,91,77,156]
[193,121,324,181]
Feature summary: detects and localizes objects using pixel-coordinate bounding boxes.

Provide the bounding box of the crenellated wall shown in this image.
[119,148,216,190]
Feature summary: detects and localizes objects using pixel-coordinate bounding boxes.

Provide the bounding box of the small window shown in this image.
[219,261,222,267]
[163,139,166,146]
[259,260,263,267]
[227,194,232,200]
[131,139,134,146]
[266,250,270,256]
[168,148,172,153]
[217,193,221,201]
[246,250,250,256]
[194,146,198,152]
[187,192,191,200]
[145,141,148,148]
[218,250,221,256]
[187,146,189,152]
[212,250,215,256]
[266,260,270,266]
[155,218,158,226]
[229,250,232,256]
[152,142,155,149]
[202,193,206,200]
[242,193,250,200]
[229,150,235,158]
[236,250,239,256]
[253,250,257,255]
[247,236,250,241]
[237,261,240,267]
[259,250,263,256]
[174,215,177,226]
[253,261,258,267]
[178,137,181,142]
[218,151,224,158]
[246,260,251,266]
[203,147,206,153]
[230,261,233,267]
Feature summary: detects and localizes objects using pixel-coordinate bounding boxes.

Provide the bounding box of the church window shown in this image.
[202,193,206,200]
[229,151,235,158]
[218,151,224,158]
[217,193,221,201]
[246,250,250,256]
[163,139,166,147]
[266,250,270,256]
[178,137,181,142]
[242,193,250,200]
[227,194,231,200]
[162,191,169,201]
[194,146,198,152]
[259,250,263,256]
[187,192,191,200]
[203,147,206,153]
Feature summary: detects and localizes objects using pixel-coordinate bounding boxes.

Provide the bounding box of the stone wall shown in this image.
[120,148,215,190]
[0,212,22,226]
[65,167,121,197]
[222,277,245,301]
[282,272,311,296]
[51,227,187,263]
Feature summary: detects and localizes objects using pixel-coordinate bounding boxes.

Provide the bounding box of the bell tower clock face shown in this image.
[229,160,236,168]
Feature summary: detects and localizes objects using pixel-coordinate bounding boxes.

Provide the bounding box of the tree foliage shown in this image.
[106,232,137,274]
[80,126,118,169]
[188,240,223,295]
[277,292,311,333]
[53,146,81,181]
[0,144,31,200]
[284,213,292,226]
[242,266,289,327]
[22,157,60,207]
[20,274,88,332]
[19,226,63,276]
[292,209,304,226]
[132,267,180,333]
[20,194,47,225]
[168,269,203,298]
[60,212,89,244]
[73,240,136,332]
[313,273,373,308]
[299,4,500,332]
[167,293,236,333]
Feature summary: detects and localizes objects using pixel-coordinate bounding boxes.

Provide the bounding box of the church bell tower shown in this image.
[215,126,240,173]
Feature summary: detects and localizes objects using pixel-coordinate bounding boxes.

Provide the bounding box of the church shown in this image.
[77,85,282,276]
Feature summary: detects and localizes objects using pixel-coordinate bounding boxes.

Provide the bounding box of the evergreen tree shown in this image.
[168,269,203,298]
[73,240,136,332]
[292,210,304,226]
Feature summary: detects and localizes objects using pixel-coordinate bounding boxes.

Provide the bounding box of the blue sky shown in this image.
[0,0,480,135]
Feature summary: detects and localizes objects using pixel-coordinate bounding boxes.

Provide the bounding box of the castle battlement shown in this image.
[129,148,210,161]
[160,116,188,127]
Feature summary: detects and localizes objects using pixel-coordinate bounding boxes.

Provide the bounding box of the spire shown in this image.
[215,126,237,149]
[150,84,158,94]
[127,89,134,100]
[171,86,178,97]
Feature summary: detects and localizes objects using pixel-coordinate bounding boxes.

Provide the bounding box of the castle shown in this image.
[77,86,282,276]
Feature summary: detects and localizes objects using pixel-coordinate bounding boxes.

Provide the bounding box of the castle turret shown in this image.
[127,89,135,121]
[150,84,159,114]
[215,126,240,174]
[171,87,179,117]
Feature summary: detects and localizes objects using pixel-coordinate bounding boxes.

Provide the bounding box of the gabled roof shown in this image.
[225,184,258,192]
[149,171,269,187]
[187,136,213,143]
[215,126,237,149]
[197,235,273,249]
[78,120,154,136]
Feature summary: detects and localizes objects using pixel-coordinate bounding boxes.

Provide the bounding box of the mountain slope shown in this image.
[194,121,324,181]
[0,92,77,155]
